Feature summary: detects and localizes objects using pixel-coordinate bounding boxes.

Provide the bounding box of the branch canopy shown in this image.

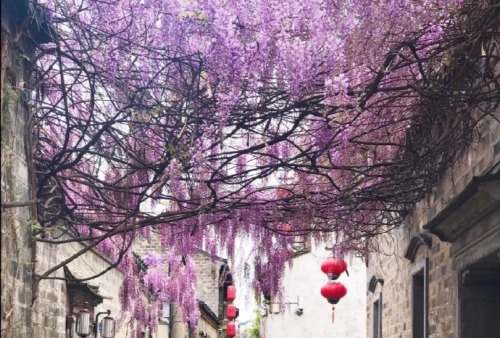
[26,0,499,334]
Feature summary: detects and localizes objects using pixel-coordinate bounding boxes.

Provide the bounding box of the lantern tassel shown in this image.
[332,306,335,324]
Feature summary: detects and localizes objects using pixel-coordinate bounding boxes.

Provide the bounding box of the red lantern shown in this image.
[320,282,347,304]
[277,188,292,198]
[279,248,294,258]
[281,224,292,232]
[226,285,236,301]
[226,304,237,320]
[320,258,347,280]
[226,322,237,337]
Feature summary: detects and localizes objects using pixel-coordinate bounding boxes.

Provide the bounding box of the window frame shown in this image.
[411,258,429,338]
[372,294,383,338]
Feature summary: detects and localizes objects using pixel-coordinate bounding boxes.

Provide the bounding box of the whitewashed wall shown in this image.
[263,242,366,338]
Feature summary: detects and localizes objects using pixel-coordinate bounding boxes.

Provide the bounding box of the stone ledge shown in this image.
[424,175,500,242]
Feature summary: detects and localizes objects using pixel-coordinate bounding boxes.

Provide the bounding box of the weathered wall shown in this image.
[1,21,37,338]
[33,240,134,338]
[135,234,225,317]
[366,104,500,338]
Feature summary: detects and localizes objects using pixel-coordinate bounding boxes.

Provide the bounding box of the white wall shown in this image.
[263,242,366,338]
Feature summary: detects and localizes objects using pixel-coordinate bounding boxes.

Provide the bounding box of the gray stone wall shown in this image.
[410,114,500,232]
[1,25,37,338]
[427,240,456,338]
[367,227,411,338]
[0,42,149,335]
[30,240,66,338]
[133,232,163,255]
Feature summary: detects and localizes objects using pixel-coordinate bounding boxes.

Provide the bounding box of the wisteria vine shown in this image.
[15,0,500,335]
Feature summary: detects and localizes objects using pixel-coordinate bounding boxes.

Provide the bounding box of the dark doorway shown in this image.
[373,298,381,338]
[460,251,500,338]
[412,268,426,338]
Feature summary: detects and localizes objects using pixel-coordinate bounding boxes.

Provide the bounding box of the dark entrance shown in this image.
[460,250,500,338]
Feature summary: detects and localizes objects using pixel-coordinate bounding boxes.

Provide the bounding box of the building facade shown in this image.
[262,239,367,338]
[0,3,147,336]
[2,0,52,335]
[166,251,227,338]
[366,79,500,338]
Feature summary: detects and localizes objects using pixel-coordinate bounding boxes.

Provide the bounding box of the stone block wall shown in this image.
[1,25,37,338]
[366,227,409,338]
[427,240,456,338]
[411,113,500,231]
[367,228,457,338]
[133,232,163,255]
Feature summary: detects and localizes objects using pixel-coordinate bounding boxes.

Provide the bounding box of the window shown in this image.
[160,302,170,324]
[373,298,382,338]
[290,233,311,255]
[412,259,428,338]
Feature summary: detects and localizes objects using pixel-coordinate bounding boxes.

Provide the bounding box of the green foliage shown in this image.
[15,51,30,64]
[27,219,45,239]
[28,218,42,232]
[248,309,263,338]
